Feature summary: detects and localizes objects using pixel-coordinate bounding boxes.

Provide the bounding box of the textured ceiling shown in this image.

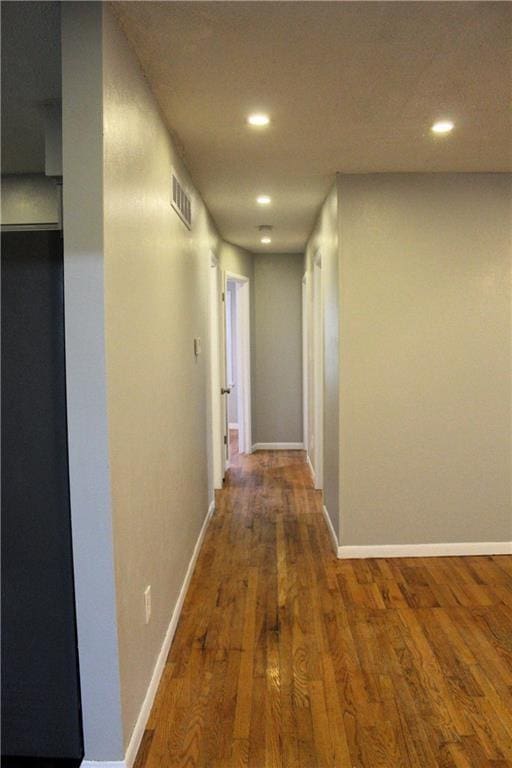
[1,1,61,174]
[2,2,510,252]
[113,1,512,253]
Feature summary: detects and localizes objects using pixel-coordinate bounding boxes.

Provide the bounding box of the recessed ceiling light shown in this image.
[261,236,272,244]
[431,120,454,134]
[257,195,271,205]
[247,113,270,127]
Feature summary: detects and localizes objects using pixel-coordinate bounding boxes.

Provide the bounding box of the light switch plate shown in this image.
[144,585,151,624]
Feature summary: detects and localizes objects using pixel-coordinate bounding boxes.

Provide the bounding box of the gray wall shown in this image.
[62,4,247,759]
[219,240,254,280]
[252,253,304,445]
[338,173,512,546]
[102,5,221,748]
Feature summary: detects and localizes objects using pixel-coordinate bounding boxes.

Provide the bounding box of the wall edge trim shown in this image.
[122,500,216,768]
[337,541,512,559]
[322,505,339,556]
[306,453,315,482]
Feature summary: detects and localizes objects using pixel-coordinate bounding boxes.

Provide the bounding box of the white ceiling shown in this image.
[113,1,512,254]
[2,3,510,252]
[1,2,61,174]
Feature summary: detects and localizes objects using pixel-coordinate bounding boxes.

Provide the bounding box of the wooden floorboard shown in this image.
[136,450,512,768]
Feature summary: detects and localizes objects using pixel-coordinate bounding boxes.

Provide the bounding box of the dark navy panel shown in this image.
[1,231,83,760]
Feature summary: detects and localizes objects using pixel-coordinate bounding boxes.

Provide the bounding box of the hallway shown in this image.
[135,451,512,768]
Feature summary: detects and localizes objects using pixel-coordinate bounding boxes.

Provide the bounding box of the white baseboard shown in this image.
[306,453,315,482]
[228,422,239,430]
[81,763,126,768]
[252,442,304,451]
[338,541,512,559]
[115,499,215,768]
[322,505,339,555]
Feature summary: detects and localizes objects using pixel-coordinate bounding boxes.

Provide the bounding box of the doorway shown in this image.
[208,259,252,492]
[311,251,323,490]
[223,272,252,468]
[208,252,224,493]
[225,282,239,462]
[302,273,308,458]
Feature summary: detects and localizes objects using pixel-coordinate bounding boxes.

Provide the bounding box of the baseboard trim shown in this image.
[121,499,215,768]
[252,442,304,451]
[306,453,315,482]
[81,762,126,768]
[322,505,339,555]
[338,541,512,559]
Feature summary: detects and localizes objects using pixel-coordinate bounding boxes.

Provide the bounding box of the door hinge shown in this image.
[224,434,228,445]
[222,291,225,302]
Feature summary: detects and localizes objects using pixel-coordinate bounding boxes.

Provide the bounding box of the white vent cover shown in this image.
[171,171,192,229]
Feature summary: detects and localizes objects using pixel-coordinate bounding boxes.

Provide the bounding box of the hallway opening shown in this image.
[209,262,252,493]
[224,273,252,467]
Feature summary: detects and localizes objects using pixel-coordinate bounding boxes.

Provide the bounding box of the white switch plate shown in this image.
[194,337,201,357]
[144,585,151,624]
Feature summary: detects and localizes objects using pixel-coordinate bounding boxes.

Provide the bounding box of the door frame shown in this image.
[302,273,308,454]
[224,271,252,456]
[208,251,224,490]
[312,251,323,490]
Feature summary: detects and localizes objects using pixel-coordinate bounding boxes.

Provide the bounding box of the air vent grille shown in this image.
[171,172,192,229]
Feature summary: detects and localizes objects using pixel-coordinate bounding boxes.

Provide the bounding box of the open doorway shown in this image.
[208,259,252,491]
[208,252,224,493]
[302,273,308,457]
[225,282,239,462]
[311,250,323,490]
[223,272,252,469]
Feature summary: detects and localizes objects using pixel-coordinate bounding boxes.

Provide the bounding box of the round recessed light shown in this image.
[261,236,272,244]
[431,120,454,134]
[257,195,271,205]
[247,113,270,127]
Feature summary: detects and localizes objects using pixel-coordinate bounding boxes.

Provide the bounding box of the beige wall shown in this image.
[1,174,59,225]
[338,173,512,546]
[103,7,220,747]
[252,253,304,445]
[304,184,340,537]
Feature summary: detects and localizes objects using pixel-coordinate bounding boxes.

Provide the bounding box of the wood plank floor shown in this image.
[135,450,512,768]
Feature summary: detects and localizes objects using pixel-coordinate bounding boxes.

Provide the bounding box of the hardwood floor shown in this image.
[135,450,512,768]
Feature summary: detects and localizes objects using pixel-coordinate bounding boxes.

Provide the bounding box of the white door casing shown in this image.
[302,273,308,454]
[208,252,224,490]
[312,251,323,490]
[225,271,252,455]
